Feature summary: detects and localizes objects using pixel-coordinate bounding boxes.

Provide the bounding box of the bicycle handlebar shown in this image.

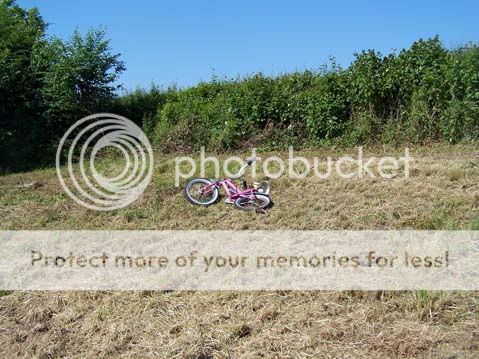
[230,157,256,179]
[246,157,256,166]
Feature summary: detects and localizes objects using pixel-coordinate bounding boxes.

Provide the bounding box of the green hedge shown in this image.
[136,37,479,151]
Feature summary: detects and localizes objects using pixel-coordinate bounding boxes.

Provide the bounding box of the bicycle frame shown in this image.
[203,178,257,202]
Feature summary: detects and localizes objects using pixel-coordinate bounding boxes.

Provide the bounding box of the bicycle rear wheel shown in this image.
[183,179,219,206]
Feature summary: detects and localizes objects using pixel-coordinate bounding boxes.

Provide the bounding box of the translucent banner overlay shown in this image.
[0,231,478,290]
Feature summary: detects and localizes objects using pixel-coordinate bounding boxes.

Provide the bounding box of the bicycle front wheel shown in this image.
[234,194,271,211]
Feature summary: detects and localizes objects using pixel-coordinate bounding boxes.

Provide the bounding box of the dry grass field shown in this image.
[0,144,478,358]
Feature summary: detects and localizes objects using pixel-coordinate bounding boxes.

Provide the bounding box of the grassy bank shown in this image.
[0,144,478,357]
[1,144,478,230]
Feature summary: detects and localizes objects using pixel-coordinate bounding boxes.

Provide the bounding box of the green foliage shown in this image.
[0,1,125,171]
[0,0,46,170]
[108,84,168,129]
[134,36,479,152]
[37,29,125,137]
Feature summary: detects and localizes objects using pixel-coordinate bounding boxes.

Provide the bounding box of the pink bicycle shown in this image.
[183,158,271,211]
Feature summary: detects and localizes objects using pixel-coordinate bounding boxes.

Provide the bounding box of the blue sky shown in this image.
[18,0,479,91]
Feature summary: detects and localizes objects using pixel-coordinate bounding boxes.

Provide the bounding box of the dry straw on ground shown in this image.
[0,144,478,358]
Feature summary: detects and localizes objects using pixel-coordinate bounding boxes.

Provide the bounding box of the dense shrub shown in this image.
[0,1,125,172]
[135,36,478,151]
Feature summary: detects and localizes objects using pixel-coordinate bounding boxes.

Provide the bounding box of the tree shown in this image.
[0,0,125,171]
[38,29,125,136]
[0,0,46,170]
